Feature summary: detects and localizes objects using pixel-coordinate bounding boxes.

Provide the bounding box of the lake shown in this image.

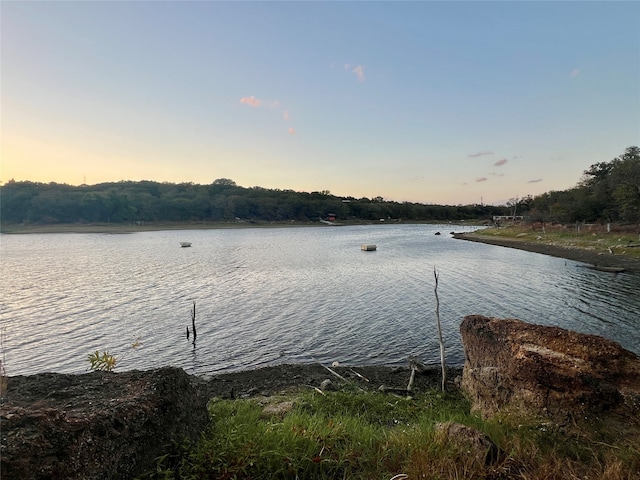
[1,224,639,376]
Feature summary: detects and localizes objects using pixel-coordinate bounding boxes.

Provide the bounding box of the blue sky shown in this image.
[2,1,638,205]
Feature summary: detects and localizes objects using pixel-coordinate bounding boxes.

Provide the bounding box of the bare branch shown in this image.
[434,267,446,392]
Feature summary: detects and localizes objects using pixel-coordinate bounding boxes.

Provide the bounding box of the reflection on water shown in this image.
[1,224,639,376]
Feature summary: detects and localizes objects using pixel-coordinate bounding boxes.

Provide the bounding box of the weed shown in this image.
[145,387,640,480]
[87,350,118,372]
[87,337,142,372]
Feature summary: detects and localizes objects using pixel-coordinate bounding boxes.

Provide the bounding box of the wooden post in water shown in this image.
[191,301,197,345]
[434,267,446,392]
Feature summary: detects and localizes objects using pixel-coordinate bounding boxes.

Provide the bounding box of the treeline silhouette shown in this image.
[526,146,640,224]
[0,178,504,225]
[1,146,637,226]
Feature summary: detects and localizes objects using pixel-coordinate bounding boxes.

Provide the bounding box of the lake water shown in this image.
[1,224,639,377]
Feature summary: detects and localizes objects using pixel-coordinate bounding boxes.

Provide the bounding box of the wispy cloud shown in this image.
[241,97,298,136]
[527,178,543,183]
[345,63,365,82]
[352,65,365,82]
[490,172,505,177]
[570,69,580,78]
[476,177,488,183]
[469,151,493,158]
[494,158,508,166]
[240,96,261,107]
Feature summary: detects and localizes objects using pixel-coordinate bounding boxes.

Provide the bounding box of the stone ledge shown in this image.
[1,366,209,480]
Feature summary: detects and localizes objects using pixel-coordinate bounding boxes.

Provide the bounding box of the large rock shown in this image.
[435,422,501,465]
[1,366,209,480]
[460,315,640,422]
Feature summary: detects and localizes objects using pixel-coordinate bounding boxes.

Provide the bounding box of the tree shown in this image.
[212,178,237,186]
[506,197,520,217]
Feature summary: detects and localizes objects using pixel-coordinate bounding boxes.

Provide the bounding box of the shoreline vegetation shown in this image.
[161,362,640,479]
[455,224,640,273]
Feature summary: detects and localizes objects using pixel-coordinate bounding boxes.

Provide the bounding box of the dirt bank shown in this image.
[453,232,640,273]
[192,363,462,399]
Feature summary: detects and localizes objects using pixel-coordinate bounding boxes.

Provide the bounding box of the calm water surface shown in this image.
[1,224,639,376]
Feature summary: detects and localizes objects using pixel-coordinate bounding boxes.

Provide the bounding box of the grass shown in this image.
[142,386,640,480]
[475,224,640,260]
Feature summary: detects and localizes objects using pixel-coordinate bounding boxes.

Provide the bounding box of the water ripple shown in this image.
[1,224,639,376]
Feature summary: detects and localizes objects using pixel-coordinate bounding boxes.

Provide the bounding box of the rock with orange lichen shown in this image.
[460,315,640,423]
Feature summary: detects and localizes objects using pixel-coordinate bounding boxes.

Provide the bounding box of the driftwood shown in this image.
[408,355,428,373]
[378,385,413,395]
[407,356,430,392]
[314,360,347,382]
[304,384,326,396]
[348,368,370,382]
[407,368,416,392]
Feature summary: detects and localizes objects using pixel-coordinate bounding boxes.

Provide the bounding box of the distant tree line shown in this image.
[0,177,505,225]
[1,146,637,226]
[525,146,640,224]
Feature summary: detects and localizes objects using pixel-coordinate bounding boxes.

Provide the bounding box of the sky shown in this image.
[1,1,639,206]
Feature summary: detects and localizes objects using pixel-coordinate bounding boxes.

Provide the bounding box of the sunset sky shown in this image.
[2,1,638,205]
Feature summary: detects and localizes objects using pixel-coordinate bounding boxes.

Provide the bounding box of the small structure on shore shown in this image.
[180,242,192,248]
[361,244,377,251]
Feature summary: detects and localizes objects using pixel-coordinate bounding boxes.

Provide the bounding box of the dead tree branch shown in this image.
[434,267,446,392]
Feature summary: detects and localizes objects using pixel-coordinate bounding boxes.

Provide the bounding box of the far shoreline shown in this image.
[0,219,473,235]
[0,221,339,235]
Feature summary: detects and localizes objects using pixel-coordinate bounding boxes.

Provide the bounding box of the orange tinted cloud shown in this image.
[240,96,261,107]
[494,158,508,166]
[352,65,365,82]
[283,110,290,121]
[345,63,365,82]
[288,127,296,135]
[476,177,488,182]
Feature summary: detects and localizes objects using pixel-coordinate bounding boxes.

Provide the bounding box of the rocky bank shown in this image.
[3,317,640,479]
[1,367,209,480]
[1,363,457,480]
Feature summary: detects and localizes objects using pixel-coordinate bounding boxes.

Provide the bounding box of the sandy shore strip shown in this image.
[453,232,640,273]
[0,221,331,234]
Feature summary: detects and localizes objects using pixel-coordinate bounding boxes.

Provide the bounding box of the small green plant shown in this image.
[88,350,118,372]
[88,337,142,372]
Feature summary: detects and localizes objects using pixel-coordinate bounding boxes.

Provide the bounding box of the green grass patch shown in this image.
[142,387,640,480]
[476,225,640,260]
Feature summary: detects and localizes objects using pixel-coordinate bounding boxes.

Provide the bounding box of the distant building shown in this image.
[492,215,524,222]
